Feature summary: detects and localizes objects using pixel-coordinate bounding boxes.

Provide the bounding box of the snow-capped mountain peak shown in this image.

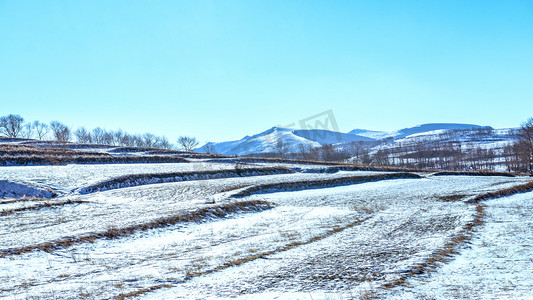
[197,127,372,155]
[349,123,488,140]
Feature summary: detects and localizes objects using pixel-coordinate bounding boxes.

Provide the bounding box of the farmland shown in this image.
[1,156,532,299]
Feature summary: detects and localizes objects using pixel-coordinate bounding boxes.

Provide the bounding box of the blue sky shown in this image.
[1,1,532,143]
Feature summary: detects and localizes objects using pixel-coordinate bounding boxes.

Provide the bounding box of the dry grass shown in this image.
[114,216,372,299]
[437,194,469,202]
[433,171,516,177]
[0,199,87,216]
[380,203,486,290]
[114,284,174,300]
[0,200,271,258]
[232,172,422,198]
[377,180,533,291]
[0,144,189,166]
[80,166,295,194]
[466,181,533,203]
[0,196,47,205]
[238,156,428,172]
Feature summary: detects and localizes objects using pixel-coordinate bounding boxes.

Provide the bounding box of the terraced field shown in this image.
[1,160,531,299]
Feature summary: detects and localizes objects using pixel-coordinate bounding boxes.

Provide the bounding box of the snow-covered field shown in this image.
[389,191,533,300]
[0,161,531,299]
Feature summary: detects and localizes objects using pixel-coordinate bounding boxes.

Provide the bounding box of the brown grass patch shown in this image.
[0,143,190,166]
[0,196,46,205]
[433,171,516,177]
[437,194,469,202]
[80,167,295,194]
[232,173,422,198]
[467,181,533,203]
[0,199,87,216]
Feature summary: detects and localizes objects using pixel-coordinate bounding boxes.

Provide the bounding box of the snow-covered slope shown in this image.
[293,129,372,145]
[349,123,486,140]
[198,127,373,155]
[199,123,511,157]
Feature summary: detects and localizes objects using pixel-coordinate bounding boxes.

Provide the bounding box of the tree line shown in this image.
[0,114,200,151]
[268,119,533,175]
[503,118,533,174]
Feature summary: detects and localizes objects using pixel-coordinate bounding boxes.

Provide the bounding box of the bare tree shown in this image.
[0,114,24,138]
[202,142,216,154]
[275,139,288,159]
[516,117,533,174]
[297,143,310,160]
[132,134,144,148]
[50,121,71,142]
[373,149,390,165]
[178,136,199,151]
[102,131,114,145]
[159,138,171,149]
[142,133,157,148]
[20,122,34,139]
[91,127,105,145]
[120,132,135,147]
[33,121,49,140]
[74,127,92,144]
[113,130,125,146]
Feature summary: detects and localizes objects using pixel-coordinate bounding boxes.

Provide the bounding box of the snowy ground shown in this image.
[0,162,531,299]
[0,161,372,195]
[388,191,533,300]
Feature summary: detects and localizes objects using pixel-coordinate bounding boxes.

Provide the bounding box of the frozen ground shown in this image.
[388,190,533,300]
[0,162,531,299]
[0,162,251,194]
[0,161,374,195]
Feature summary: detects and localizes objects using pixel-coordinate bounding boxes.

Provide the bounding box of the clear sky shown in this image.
[1,1,532,143]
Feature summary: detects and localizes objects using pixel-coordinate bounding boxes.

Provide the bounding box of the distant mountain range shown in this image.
[349,123,487,140]
[198,127,372,156]
[198,123,504,156]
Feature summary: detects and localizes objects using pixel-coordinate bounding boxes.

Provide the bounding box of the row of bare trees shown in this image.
[0,114,202,151]
[0,115,58,141]
[262,120,533,174]
[503,118,533,174]
[369,140,498,171]
[72,127,173,149]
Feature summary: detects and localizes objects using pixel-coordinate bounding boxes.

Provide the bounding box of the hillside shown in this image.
[198,127,372,155]
[198,123,516,157]
[349,123,487,140]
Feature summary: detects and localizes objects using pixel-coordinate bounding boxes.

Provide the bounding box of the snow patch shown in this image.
[0,180,55,199]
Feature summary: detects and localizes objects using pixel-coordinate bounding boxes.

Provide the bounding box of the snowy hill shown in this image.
[198,123,516,157]
[349,123,486,140]
[346,125,518,171]
[198,127,373,155]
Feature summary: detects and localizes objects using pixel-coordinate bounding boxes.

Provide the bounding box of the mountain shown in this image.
[349,123,487,140]
[197,127,373,155]
[198,123,504,156]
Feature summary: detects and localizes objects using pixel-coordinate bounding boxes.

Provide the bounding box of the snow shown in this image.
[388,191,533,300]
[196,127,371,155]
[350,123,488,141]
[146,176,527,299]
[0,180,54,198]
[195,123,517,160]
[0,170,393,250]
[197,127,321,155]
[1,161,531,299]
[0,162,286,195]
